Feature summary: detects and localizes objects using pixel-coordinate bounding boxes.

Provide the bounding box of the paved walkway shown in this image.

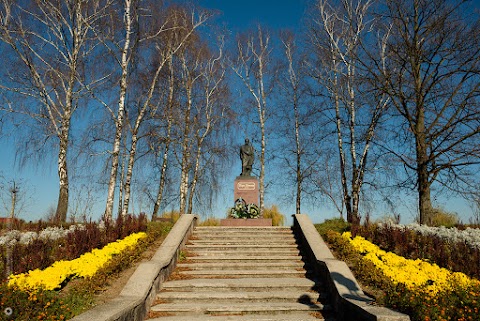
[146,226,335,321]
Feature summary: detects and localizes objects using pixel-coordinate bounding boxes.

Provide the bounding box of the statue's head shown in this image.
[245,138,250,144]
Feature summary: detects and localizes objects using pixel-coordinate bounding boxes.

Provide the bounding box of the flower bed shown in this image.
[1,214,148,278]
[378,223,480,250]
[354,223,480,280]
[8,232,147,291]
[0,225,84,247]
[340,231,480,321]
[0,220,171,321]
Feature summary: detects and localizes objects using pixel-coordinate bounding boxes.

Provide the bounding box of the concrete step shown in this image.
[188,249,300,257]
[191,234,295,239]
[176,269,306,278]
[177,261,305,270]
[149,301,330,316]
[148,312,333,321]
[194,226,293,232]
[192,231,294,238]
[192,231,294,236]
[189,238,297,245]
[191,234,295,240]
[157,289,327,303]
[161,277,320,292]
[184,255,302,263]
[146,226,333,320]
[188,236,296,242]
[185,244,298,250]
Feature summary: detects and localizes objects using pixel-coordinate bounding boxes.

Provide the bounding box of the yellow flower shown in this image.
[342,232,480,296]
[8,232,147,291]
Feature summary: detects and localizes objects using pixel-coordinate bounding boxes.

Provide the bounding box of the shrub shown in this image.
[0,283,81,320]
[159,210,181,223]
[427,208,459,227]
[315,217,350,237]
[146,221,173,240]
[198,218,220,226]
[262,205,285,226]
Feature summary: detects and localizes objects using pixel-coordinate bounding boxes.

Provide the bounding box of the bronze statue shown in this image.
[240,138,254,176]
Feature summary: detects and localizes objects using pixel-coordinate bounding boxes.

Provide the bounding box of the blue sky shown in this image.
[0,0,310,223]
[197,0,307,31]
[1,0,478,224]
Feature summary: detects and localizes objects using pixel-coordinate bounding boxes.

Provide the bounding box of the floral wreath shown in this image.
[229,198,260,219]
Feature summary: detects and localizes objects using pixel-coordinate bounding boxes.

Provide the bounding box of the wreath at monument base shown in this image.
[229,198,260,219]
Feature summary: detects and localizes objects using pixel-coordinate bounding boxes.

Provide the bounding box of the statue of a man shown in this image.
[240,138,255,176]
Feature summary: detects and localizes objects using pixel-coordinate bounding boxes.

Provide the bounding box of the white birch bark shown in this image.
[104,0,133,221]
[152,55,175,218]
[179,62,194,214]
[281,33,302,215]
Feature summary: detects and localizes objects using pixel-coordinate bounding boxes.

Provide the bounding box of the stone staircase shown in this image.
[146,226,335,321]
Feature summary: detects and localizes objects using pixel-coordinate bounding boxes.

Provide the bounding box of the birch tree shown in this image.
[231,25,273,215]
[376,0,480,224]
[102,0,136,221]
[176,36,202,214]
[100,1,209,220]
[186,38,228,214]
[0,0,111,222]
[150,48,177,218]
[278,31,318,215]
[309,0,389,223]
[119,6,210,217]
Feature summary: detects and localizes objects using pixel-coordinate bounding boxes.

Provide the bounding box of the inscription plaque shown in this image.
[237,181,256,191]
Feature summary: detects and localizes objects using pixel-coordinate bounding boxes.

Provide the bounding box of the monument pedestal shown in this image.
[220,175,271,226]
[233,175,259,206]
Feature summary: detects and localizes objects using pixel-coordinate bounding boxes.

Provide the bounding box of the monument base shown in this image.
[220,218,272,227]
[234,176,259,206]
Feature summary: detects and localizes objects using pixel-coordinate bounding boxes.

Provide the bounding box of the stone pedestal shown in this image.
[234,176,259,206]
[225,175,271,226]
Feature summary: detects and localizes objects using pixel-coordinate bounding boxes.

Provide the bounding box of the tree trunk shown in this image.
[350,183,360,225]
[347,62,360,224]
[179,108,191,214]
[187,143,203,214]
[416,108,432,224]
[179,150,189,214]
[55,117,70,223]
[152,134,170,218]
[294,97,301,215]
[418,167,432,225]
[258,53,267,216]
[117,141,127,216]
[104,0,132,221]
[332,70,352,222]
[152,56,175,219]
[122,134,137,216]
[259,110,266,215]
